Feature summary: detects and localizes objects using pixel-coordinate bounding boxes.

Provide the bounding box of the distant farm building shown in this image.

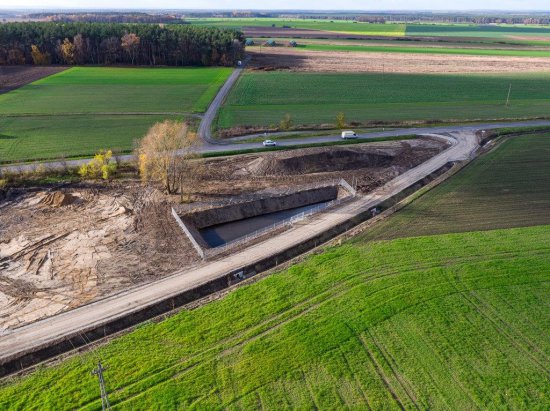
[264,39,277,47]
[245,39,255,46]
[288,40,298,47]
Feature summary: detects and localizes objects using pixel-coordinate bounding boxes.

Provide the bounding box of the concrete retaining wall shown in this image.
[185,186,339,229]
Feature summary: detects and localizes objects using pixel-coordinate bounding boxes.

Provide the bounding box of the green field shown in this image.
[217,71,550,130]
[190,18,550,40]
[406,23,550,39]
[0,67,232,163]
[1,224,549,409]
[0,67,232,115]
[189,18,406,36]
[0,115,181,163]
[359,132,550,242]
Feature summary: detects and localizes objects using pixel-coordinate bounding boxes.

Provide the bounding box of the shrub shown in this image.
[336,112,346,129]
[78,149,117,180]
[280,113,293,131]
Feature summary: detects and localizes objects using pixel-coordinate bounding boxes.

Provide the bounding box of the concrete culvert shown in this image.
[244,147,394,176]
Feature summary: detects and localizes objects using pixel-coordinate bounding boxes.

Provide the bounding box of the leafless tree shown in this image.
[121,33,140,65]
[73,34,87,64]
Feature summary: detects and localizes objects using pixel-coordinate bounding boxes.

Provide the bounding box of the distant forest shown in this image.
[0,22,245,66]
[26,12,185,24]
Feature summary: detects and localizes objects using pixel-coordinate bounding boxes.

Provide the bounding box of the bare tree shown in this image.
[135,120,201,195]
[121,33,140,65]
[100,36,119,64]
[73,34,87,64]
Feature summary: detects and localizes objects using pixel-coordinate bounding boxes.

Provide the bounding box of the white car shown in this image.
[341,130,358,139]
[262,139,277,147]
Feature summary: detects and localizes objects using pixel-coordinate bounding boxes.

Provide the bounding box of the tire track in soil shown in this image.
[366,329,421,410]
[358,334,407,411]
[79,250,539,409]
[466,289,550,372]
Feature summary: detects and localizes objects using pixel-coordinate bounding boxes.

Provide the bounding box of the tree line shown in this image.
[0,22,245,66]
[26,12,185,24]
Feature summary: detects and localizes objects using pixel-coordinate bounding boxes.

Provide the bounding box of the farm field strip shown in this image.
[405,23,550,39]
[217,71,550,130]
[189,18,406,36]
[0,114,182,163]
[251,37,550,49]
[288,43,550,57]
[190,18,550,40]
[1,225,549,409]
[357,132,550,242]
[0,66,232,115]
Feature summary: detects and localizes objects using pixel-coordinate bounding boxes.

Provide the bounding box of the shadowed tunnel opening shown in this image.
[199,200,332,247]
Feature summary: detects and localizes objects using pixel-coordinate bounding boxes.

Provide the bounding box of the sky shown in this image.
[1,1,549,11]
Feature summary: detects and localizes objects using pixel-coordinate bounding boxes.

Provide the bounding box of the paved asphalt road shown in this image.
[3,120,550,174]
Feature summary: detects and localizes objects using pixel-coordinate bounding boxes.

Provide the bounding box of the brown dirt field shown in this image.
[248,48,550,73]
[0,66,67,94]
[0,138,446,331]
[508,35,550,41]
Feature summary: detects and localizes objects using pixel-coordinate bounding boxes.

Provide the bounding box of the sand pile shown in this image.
[40,191,78,207]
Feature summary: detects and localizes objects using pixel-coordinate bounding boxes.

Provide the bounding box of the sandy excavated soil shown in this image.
[0,183,198,332]
[248,48,550,73]
[0,138,446,330]
[0,66,67,94]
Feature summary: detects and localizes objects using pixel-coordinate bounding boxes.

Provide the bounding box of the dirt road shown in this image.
[0,129,477,369]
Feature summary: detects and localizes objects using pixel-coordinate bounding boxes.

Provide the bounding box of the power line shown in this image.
[91,361,112,411]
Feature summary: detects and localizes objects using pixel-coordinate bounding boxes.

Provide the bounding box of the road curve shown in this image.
[0,129,478,368]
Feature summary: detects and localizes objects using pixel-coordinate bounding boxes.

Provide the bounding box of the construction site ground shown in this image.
[0,138,446,332]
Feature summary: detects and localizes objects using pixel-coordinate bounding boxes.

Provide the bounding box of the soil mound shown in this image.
[40,191,78,208]
[246,148,394,176]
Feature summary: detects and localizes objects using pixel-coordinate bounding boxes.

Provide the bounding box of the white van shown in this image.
[341,130,357,139]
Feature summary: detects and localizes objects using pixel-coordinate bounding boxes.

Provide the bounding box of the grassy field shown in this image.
[358,132,550,241]
[405,23,550,39]
[0,67,231,163]
[190,18,550,40]
[0,115,181,163]
[1,224,549,409]
[189,18,406,36]
[0,67,232,115]
[217,71,550,130]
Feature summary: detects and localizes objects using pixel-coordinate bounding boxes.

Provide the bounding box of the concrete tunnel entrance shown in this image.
[172,179,356,259]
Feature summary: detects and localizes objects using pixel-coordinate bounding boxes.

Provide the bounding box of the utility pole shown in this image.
[92,361,112,411]
[505,83,512,107]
